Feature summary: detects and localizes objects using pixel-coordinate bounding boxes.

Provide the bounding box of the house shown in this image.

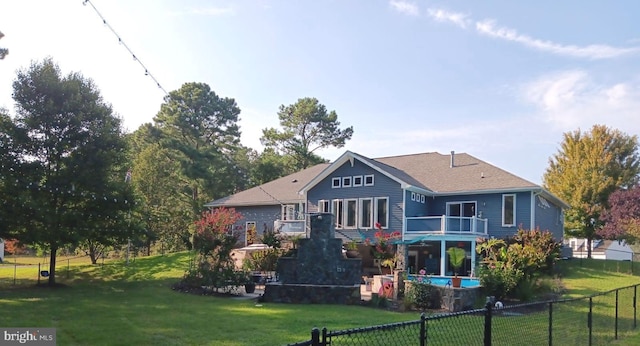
[205,151,568,277]
[566,238,634,261]
[0,239,4,263]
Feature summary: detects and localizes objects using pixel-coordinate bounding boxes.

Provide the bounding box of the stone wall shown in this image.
[404,281,481,312]
[262,283,361,305]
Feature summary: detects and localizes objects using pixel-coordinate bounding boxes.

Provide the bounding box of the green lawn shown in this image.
[0,253,415,345]
[1,254,640,345]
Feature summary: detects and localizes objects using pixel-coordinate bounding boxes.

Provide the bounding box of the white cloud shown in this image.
[389,0,419,17]
[421,6,639,60]
[523,70,640,132]
[476,20,639,59]
[426,9,470,29]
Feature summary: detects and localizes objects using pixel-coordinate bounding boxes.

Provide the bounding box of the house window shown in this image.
[333,199,344,229]
[342,176,352,188]
[282,204,296,220]
[345,199,358,228]
[364,174,374,186]
[359,198,373,228]
[332,177,341,188]
[353,175,363,187]
[411,192,416,201]
[420,195,425,203]
[446,201,476,217]
[246,221,257,246]
[502,194,516,227]
[374,197,389,228]
[318,200,330,213]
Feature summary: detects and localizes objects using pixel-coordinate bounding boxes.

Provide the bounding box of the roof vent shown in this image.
[481,172,484,178]
[450,151,455,168]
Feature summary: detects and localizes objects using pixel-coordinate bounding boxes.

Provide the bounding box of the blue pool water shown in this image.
[408,275,481,288]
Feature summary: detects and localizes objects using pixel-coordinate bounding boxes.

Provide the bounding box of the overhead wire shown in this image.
[82,0,168,95]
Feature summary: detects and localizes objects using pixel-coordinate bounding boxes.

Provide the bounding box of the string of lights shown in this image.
[81,0,168,95]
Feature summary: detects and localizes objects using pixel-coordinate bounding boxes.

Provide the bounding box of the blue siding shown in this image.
[405,190,429,217]
[428,192,532,239]
[231,205,282,243]
[534,195,564,241]
[307,159,404,232]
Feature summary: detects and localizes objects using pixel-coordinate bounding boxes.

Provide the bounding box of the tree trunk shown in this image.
[89,245,98,265]
[48,246,57,286]
[587,238,593,259]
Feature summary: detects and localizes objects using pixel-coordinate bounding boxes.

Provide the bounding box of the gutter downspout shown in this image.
[530,191,536,231]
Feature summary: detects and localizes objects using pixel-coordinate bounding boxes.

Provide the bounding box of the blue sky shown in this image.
[2,0,639,185]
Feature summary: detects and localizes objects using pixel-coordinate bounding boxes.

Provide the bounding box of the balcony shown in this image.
[274,220,306,236]
[405,216,488,235]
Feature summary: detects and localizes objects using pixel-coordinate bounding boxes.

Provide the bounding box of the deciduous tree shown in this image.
[6,58,134,284]
[261,97,353,171]
[543,125,640,258]
[599,186,640,244]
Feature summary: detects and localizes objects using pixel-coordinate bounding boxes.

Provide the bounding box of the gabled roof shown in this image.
[206,150,569,209]
[301,151,544,194]
[204,163,330,207]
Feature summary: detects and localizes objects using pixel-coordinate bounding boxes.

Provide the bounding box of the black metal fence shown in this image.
[289,284,639,346]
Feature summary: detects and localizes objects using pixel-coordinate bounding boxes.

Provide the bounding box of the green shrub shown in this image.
[477,263,523,300]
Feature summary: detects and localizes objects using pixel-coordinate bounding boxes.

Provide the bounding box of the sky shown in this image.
[1,0,639,185]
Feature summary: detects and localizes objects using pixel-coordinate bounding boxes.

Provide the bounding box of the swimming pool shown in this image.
[407,275,481,288]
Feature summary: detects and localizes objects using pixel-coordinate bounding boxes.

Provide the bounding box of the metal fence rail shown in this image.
[289,284,640,346]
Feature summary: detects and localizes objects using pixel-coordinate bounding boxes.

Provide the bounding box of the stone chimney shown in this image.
[450,151,455,168]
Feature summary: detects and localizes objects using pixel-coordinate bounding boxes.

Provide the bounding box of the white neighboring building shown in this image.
[0,239,4,262]
[566,238,634,260]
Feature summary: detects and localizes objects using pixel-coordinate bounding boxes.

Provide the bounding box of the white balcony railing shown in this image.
[274,220,306,235]
[405,216,488,235]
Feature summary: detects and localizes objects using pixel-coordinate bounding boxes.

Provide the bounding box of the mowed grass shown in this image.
[2,254,640,345]
[0,252,416,345]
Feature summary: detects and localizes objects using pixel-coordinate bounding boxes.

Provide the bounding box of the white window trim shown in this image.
[364,174,374,186]
[282,204,296,220]
[344,198,358,229]
[333,199,344,229]
[420,195,425,203]
[411,192,416,201]
[359,198,373,229]
[342,176,352,188]
[318,200,330,213]
[353,175,363,187]
[502,194,516,227]
[374,197,389,229]
[332,177,341,189]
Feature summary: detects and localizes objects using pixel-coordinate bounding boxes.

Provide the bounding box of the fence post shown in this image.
[587,297,593,346]
[321,327,328,346]
[420,313,426,346]
[615,289,619,339]
[484,300,493,346]
[311,327,320,346]
[635,285,637,329]
[548,302,553,346]
[37,263,41,285]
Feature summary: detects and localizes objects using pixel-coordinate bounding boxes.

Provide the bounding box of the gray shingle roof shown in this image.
[373,152,538,193]
[205,151,554,208]
[204,163,330,207]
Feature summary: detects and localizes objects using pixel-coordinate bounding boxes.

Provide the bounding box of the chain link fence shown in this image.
[290,284,640,346]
